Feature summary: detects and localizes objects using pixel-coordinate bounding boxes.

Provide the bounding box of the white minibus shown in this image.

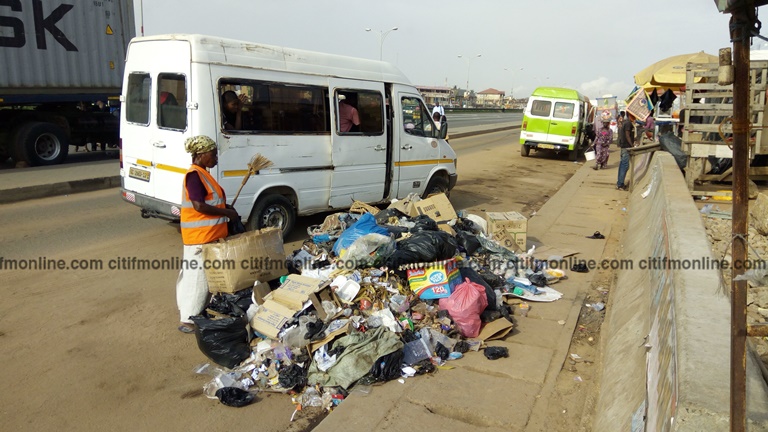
[119,34,457,236]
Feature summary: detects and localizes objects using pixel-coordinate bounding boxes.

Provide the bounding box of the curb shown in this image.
[450,124,520,139]
[0,176,121,204]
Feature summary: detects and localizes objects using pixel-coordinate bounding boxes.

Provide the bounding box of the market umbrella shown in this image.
[633,51,718,89]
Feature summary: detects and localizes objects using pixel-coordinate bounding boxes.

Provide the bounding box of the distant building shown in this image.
[415,86,452,107]
[476,88,505,107]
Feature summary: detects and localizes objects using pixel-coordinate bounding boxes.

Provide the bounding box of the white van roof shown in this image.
[130,34,412,85]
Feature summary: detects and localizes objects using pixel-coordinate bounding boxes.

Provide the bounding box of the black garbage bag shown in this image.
[455,230,482,255]
[453,340,470,354]
[454,217,479,234]
[191,308,250,369]
[227,218,247,236]
[215,387,255,407]
[528,273,548,287]
[477,268,506,288]
[374,208,408,225]
[278,363,307,391]
[385,230,458,267]
[208,290,253,315]
[369,349,405,382]
[658,132,688,170]
[484,346,509,360]
[408,214,439,232]
[435,342,450,361]
[381,224,409,239]
[460,266,497,312]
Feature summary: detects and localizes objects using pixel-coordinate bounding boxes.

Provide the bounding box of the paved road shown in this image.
[0,129,580,432]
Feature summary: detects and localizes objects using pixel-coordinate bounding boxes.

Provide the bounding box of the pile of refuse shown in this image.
[189,193,566,417]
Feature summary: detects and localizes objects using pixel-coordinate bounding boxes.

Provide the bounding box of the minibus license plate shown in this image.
[129,167,151,182]
[538,144,555,149]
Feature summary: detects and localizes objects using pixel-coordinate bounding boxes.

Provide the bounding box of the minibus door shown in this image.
[393,91,439,197]
[547,100,577,145]
[328,79,387,207]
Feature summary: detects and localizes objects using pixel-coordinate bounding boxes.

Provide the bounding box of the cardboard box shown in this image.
[202,227,287,294]
[414,193,458,222]
[250,275,341,339]
[387,193,421,217]
[486,211,527,251]
[407,259,461,299]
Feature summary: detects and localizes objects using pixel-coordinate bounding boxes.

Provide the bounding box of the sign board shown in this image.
[626,89,651,122]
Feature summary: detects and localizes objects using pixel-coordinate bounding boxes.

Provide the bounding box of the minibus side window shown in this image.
[126,73,150,125]
[334,90,384,135]
[530,100,551,117]
[553,102,575,119]
[157,73,187,130]
[401,97,432,137]
[218,80,330,134]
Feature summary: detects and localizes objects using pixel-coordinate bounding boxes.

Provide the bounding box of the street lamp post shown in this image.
[504,67,523,104]
[365,27,398,61]
[458,54,482,91]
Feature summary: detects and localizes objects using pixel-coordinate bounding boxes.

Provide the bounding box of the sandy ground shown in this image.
[0,130,598,431]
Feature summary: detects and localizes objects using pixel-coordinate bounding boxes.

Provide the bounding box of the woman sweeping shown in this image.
[176,135,239,333]
[593,113,613,170]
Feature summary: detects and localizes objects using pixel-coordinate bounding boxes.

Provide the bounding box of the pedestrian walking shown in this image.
[616,112,636,190]
[593,114,613,170]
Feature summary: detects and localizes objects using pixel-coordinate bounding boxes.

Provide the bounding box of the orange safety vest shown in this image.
[180,165,229,245]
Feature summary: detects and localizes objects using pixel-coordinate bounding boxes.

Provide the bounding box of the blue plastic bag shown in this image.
[332,212,390,257]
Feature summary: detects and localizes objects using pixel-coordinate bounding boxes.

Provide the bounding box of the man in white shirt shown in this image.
[432,102,445,117]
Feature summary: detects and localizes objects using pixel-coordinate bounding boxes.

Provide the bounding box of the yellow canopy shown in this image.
[634,51,718,89]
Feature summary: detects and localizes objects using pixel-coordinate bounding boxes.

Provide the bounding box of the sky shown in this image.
[134,0,739,99]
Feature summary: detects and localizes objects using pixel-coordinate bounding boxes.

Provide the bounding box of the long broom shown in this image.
[231,153,274,206]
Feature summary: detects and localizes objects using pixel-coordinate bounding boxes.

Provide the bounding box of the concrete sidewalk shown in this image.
[313,156,629,431]
[0,122,519,204]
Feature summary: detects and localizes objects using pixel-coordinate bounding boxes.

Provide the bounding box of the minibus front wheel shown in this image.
[247,194,296,238]
[423,175,450,199]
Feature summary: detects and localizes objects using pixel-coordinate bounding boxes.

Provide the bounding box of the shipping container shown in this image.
[0,0,136,165]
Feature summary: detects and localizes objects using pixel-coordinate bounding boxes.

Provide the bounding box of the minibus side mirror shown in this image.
[438,118,448,139]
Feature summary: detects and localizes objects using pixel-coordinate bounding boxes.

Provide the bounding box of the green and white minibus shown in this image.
[519,87,592,161]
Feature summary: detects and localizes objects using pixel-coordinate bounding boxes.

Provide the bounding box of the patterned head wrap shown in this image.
[184,135,217,154]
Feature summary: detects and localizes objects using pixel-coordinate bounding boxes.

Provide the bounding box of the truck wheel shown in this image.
[423,175,450,198]
[246,194,296,238]
[14,122,69,166]
[521,145,530,157]
[569,148,579,161]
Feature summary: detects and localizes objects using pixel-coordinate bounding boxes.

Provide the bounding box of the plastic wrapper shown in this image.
[332,213,389,257]
[402,338,431,366]
[438,278,489,338]
[342,233,393,267]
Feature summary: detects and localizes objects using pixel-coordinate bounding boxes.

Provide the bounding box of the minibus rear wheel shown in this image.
[521,145,530,157]
[247,194,296,237]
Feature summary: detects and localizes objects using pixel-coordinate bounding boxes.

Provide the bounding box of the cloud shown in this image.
[578,77,633,99]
